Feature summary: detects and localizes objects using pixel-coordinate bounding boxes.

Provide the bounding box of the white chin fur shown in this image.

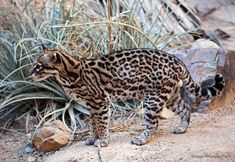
[31,74,50,81]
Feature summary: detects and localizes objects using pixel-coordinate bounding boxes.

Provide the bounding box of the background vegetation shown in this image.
[0,0,200,134]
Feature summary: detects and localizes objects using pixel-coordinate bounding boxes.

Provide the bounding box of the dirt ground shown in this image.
[43,107,235,162]
[0,132,28,162]
[1,106,234,162]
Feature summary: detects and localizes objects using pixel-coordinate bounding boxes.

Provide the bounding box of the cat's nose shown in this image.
[29,66,35,76]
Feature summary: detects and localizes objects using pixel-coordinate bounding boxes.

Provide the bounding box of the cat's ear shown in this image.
[40,51,56,64]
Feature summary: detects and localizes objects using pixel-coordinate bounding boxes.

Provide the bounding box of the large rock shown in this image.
[171,48,235,109]
[171,48,225,84]
[170,48,230,110]
[32,120,72,152]
[188,0,235,18]
[212,5,235,24]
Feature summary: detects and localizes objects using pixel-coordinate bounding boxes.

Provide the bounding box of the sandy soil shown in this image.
[0,132,28,162]
[1,107,234,162]
[41,107,235,162]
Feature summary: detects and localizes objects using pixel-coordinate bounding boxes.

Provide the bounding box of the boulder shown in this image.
[171,48,235,109]
[32,120,72,152]
[171,48,225,84]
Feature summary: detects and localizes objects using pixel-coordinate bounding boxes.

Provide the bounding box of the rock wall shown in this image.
[210,50,235,109]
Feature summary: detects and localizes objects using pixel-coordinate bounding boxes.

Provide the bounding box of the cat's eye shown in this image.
[34,64,42,71]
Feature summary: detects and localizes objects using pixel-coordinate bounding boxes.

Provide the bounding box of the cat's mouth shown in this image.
[30,72,50,81]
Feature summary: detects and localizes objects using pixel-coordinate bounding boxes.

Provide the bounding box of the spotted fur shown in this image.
[30,48,225,146]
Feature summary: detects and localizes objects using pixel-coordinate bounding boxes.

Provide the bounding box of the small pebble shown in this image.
[23,146,33,154]
[28,156,36,162]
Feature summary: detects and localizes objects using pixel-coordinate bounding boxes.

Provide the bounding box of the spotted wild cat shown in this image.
[30,47,225,146]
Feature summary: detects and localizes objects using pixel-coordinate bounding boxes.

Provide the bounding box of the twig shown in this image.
[111,112,136,132]
[73,129,90,141]
[96,141,104,162]
[107,0,112,53]
[0,127,27,136]
[32,105,71,138]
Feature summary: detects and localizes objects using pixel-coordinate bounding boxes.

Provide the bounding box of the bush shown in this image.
[0,0,199,132]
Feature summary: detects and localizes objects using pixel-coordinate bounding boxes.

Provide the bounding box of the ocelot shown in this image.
[30,47,225,146]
